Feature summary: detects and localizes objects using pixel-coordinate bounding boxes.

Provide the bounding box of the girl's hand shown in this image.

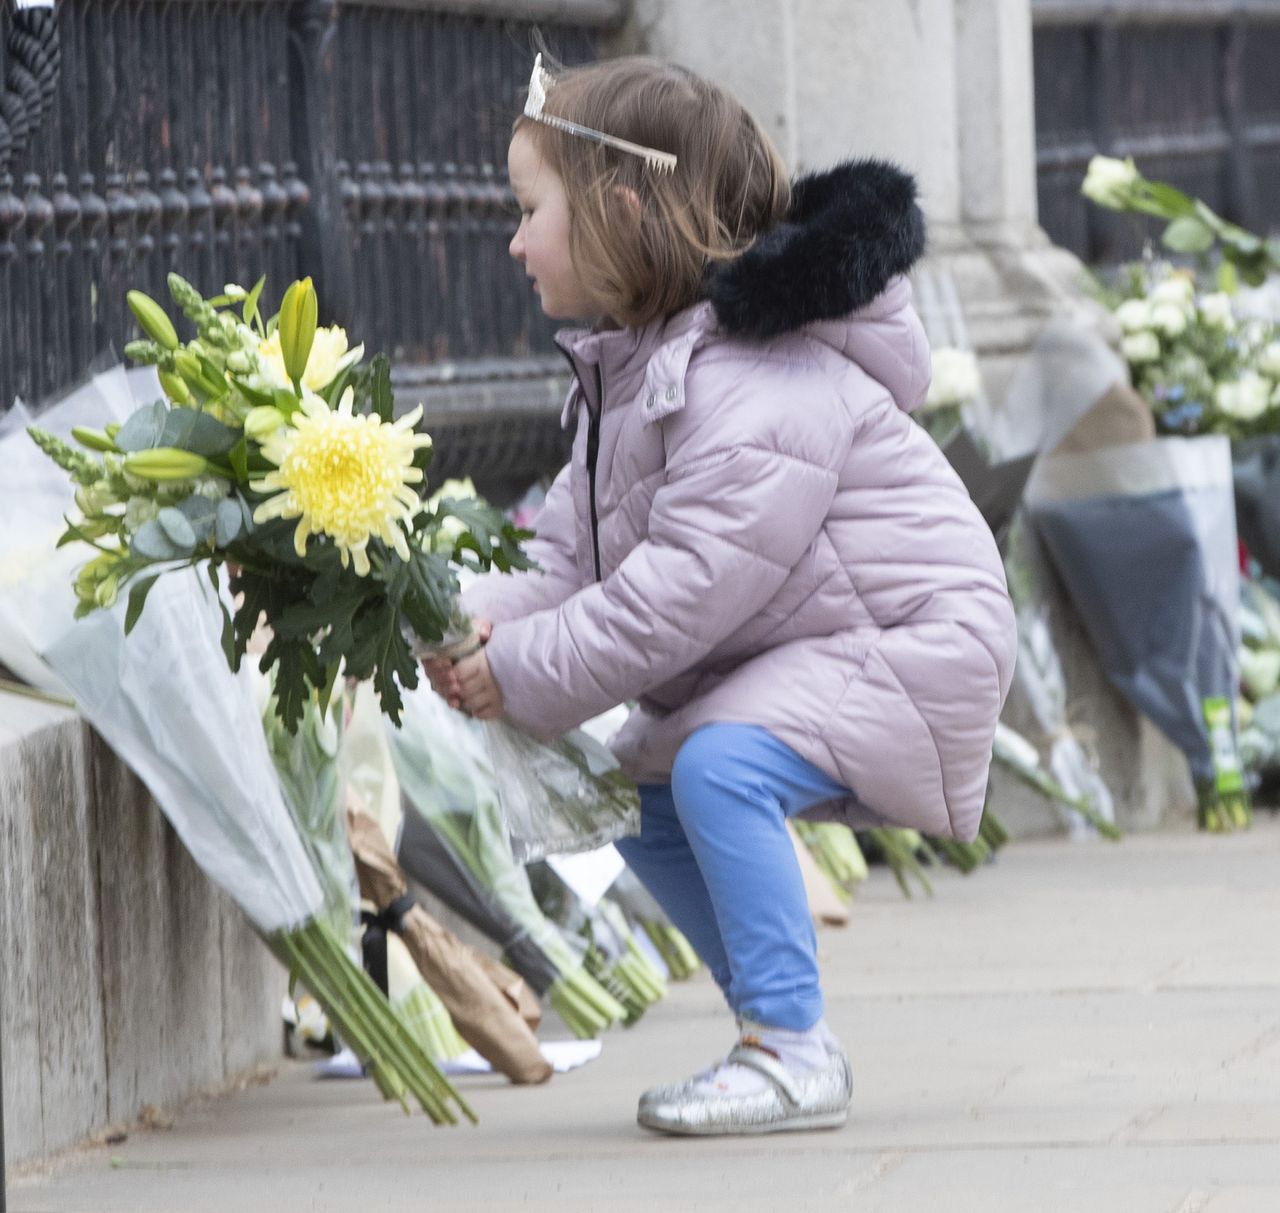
[454,643,504,720]
[421,618,492,710]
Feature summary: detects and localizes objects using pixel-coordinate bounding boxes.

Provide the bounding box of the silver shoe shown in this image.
[637,1042,852,1136]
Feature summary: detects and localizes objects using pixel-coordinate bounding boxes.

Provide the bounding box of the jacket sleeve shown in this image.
[483,397,843,738]
[459,463,583,625]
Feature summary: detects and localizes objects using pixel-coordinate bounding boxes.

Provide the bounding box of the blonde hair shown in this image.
[516,56,791,328]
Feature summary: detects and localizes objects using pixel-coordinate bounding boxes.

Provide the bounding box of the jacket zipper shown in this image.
[555,341,605,583]
[585,363,604,582]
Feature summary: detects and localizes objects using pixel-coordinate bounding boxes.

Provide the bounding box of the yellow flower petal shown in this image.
[251,393,431,575]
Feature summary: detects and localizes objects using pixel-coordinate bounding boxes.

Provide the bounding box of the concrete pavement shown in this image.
[10,818,1280,1212]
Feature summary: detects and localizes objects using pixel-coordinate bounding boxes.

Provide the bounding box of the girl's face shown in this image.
[507,129,599,321]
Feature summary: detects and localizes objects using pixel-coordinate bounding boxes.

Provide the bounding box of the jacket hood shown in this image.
[707,158,927,341]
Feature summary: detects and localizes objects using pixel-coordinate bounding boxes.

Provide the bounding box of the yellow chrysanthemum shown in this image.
[251,388,432,576]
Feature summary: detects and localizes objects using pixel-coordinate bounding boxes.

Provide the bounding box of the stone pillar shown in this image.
[612,0,1192,830]
[954,0,1039,241]
[614,0,962,222]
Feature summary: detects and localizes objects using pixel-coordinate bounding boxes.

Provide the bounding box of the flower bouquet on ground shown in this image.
[605,868,702,982]
[388,680,628,1038]
[19,271,548,1121]
[791,820,868,904]
[347,807,552,1084]
[527,862,668,1025]
[1028,416,1251,833]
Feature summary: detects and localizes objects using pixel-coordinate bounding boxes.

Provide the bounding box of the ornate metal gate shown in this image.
[1034,0,1280,264]
[0,0,622,495]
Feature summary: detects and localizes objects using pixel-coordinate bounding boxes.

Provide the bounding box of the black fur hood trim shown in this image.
[708,158,926,340]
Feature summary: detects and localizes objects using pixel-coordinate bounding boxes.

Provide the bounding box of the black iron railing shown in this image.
[1034,0,1280,263]
[0,0,621,494]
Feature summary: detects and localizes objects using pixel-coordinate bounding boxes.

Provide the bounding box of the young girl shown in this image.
[426,54,1017,1136]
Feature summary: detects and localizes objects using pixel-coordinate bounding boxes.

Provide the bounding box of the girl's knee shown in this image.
[671,723,768,802]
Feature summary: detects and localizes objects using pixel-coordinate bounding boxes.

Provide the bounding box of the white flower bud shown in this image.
[1258,341,1280,380]
[1216,373,1270,420]
[1149,275,1195,310]
[1081,155,1140,208]
[924,347,982,411]
[1151,303,1188,338]
[1197,293,1236,330]
[1115,298,1153,333]
[1121,331,1161,364]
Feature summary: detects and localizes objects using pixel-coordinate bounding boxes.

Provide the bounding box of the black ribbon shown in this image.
[360,893,416,997]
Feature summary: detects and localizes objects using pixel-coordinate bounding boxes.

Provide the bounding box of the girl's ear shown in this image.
[612,184,643,220]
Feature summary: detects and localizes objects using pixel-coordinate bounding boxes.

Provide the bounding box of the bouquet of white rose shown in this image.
[1081,155,1280,438]
[1101,262,1280,438]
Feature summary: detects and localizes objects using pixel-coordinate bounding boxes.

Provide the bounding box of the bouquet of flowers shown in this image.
[527,863,668,1026]
[18,272,543,1122]
[1081,156,1280,438]
[1099,262,1280,438]
[388,680,630,1038]
[27,273,531,734]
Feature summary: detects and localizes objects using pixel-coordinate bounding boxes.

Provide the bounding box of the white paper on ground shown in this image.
[315,1038,604,1080]
[442,1039,603,1076]
[314,1047,364,1079]
[546,844,626,908]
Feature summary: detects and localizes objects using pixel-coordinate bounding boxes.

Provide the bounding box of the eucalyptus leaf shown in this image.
[131,518,185,561]
[215,497,243,545]
[157,507,198,550]
[175,493,219,543]
[160,407,239,457]
[114,399,168,452]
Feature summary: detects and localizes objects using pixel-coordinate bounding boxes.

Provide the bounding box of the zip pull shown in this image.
[586,364,604,582]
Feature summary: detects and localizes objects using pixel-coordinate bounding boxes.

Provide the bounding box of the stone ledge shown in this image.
[0,699,284,1166]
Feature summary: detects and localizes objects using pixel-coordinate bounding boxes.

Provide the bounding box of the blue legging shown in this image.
[614,723,849,1031]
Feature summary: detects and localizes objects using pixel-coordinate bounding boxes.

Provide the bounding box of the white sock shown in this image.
[691,1019,833,1099]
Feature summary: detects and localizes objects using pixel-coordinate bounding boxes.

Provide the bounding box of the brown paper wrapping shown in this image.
[1051,382,1156,456]
[347,808,552,1084]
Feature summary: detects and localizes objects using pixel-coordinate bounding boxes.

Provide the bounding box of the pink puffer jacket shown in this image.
[464,160,1016,841]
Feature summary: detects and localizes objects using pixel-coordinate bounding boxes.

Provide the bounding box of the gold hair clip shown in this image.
[524,54,678,176]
